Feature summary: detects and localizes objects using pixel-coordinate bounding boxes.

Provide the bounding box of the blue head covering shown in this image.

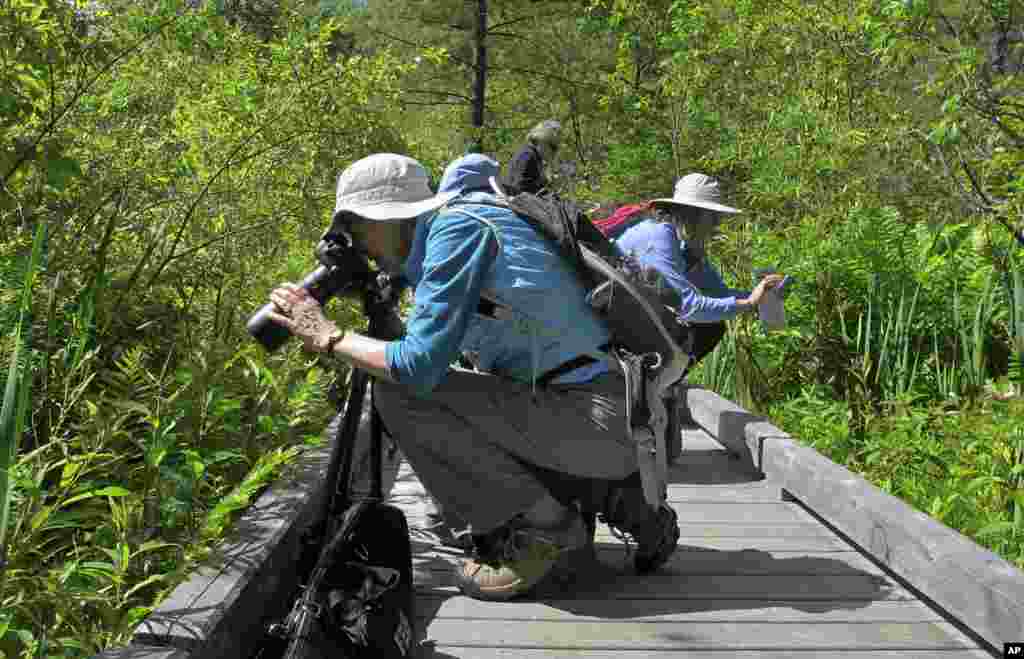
[437,154,501,195]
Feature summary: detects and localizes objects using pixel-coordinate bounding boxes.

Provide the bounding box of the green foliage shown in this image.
[688,325,736,400]
[1,222,45,560]
[2,0,1024,653]
[0,0,406,653]
[771,396,1024,569]
[200,445,298,543]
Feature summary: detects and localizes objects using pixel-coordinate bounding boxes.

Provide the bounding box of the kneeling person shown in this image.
[267,153,678,601]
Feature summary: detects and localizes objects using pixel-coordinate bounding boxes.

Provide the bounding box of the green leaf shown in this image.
[60,485,131,508]
[77,560,118,581]
[134,540,179,556]
[110,401,154,418]
[14,628,34,645]
[976,521,1016,539]
[45,157,82,190]
[123,574,165,599]
[123,606,153,628]
[93,486,133,497]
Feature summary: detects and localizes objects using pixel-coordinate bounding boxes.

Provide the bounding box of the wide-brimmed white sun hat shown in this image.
[333,153,458,222]
[651,173,741,214]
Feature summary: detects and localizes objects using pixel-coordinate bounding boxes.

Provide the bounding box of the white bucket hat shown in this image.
[651,173,741,214]
[333,153,458,222]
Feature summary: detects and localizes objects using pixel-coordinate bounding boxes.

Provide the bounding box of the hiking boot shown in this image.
[456,512,588,601]
[602,481,680,574]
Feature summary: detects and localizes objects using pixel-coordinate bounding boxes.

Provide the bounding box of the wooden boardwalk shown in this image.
[387,429,990,659]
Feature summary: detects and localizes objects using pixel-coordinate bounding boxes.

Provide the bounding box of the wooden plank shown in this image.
[95,646,189,659]
[592,548,888,577]
[401,519,847,550]
[395,486,789,506]
[666,482,784,503]
[407,546,888,578]
[669,450,763,486]
[416,573,913,601]
[665,501,818,524]
[392,469,783,503]
[593,522,838,541]
[592,533,849,552]
[418,596,945,623]
[401,521,850,552]
[400,513,836,541]
[420,648,992,659]
[420,619,974,650]
[391,452,777,500]
[686,386,1024,649]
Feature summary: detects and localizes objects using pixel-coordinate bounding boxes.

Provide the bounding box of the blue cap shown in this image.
[437,154,501,195]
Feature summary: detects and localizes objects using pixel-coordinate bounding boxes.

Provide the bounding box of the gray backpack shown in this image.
[478,180,693,509]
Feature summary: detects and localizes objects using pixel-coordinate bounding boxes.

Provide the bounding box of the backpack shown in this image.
[476,180,693,509]
[592,203,652,239]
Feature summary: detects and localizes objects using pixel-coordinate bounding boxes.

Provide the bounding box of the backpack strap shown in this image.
[443,205,504,251]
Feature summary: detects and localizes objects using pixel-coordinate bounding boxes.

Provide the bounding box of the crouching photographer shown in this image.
[263,153,679,602]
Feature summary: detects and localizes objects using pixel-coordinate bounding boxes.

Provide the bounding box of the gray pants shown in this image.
[375,370,637,534]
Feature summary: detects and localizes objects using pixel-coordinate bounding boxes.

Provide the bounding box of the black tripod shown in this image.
[258,274,408,659]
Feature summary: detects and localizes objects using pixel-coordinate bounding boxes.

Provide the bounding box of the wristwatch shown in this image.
[323,329,344,354]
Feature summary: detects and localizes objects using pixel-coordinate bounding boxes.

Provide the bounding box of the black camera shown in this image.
[246,230,374,353]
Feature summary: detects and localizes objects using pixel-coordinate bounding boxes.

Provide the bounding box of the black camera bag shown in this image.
[287,498,414,658]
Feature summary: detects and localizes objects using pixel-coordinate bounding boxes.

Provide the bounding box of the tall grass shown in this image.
[839,284,924,404]
[1,223,46,565]
[959,277,997,398]
[932,277,999,403]
[689,324,737,400]
[1008,257,1023,387]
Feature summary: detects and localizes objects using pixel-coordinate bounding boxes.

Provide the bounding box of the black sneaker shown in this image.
[631,503,680,574]
[601,483,680,574]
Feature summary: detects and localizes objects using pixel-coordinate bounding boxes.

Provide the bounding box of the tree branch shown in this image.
[405,88,474,101]
[400,100,470,106]
[160,218,283,263]
[960,154,1024,247]
[487,7,578,32]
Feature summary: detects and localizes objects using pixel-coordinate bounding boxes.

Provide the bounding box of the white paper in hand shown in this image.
[759,288,786,330]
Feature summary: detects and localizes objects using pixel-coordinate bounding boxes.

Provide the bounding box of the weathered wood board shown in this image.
[398,434,990,659]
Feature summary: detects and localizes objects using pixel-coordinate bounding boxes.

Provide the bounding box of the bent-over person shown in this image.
[266,153,679,601]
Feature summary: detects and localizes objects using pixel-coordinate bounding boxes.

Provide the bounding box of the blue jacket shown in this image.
[615,219,750,324]
[385,195,610,395]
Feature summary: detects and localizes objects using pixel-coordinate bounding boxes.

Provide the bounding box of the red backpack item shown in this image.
[592,203,652,238]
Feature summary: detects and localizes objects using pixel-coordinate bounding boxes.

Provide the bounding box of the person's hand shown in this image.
[266,283,341,353]
[741,273,786,308]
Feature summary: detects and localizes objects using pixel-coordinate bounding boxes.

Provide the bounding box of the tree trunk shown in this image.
[471,0,488,132]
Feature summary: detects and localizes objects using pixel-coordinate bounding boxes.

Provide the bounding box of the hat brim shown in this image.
[335,190,458,223]
[650,198,741,214]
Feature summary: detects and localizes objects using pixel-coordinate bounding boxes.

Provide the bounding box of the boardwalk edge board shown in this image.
[684,384,1024,652]
[92,644,190,658]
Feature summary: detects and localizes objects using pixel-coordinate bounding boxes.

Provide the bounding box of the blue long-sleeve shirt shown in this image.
[385,198,610,394]
[615,220,750,323]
